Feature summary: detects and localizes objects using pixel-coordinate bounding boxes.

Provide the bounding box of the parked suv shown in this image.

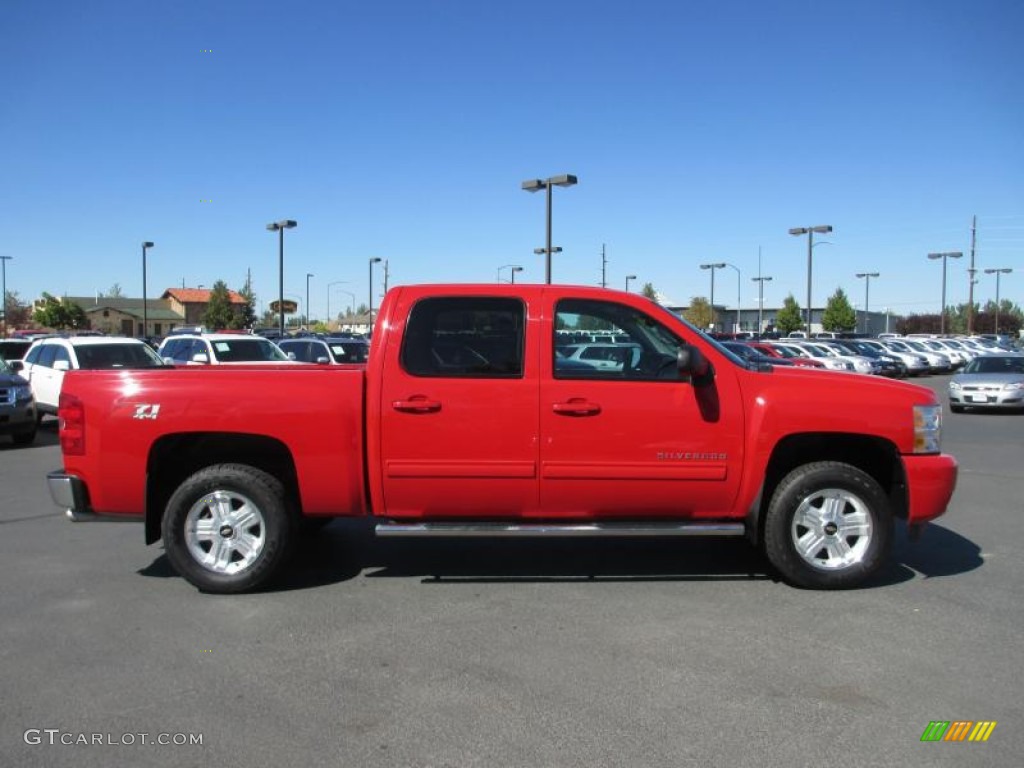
[157,333,292,365]
[0,356,37,445]
[17,336,165,416]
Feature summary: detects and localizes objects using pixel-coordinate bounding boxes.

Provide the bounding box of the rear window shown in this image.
[401,297,525,377]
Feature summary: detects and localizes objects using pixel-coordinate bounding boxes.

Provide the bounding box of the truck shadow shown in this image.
[284,518,983,590]
[139,519,983,591]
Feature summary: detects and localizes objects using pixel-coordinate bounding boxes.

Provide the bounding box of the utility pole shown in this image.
[967,215,977,335]
[600,244,607,288]
[383,259,390,295]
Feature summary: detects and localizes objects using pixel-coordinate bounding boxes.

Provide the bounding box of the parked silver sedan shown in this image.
[948,354,1024,412]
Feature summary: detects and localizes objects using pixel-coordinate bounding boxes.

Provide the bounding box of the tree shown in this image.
[33,293,73,329]
[641,282,658,301]
[106,283,123,298]
[203,280,236,330]
[821,287,857,332]
[4,291,31,329]
[236,276,258,330]
[776,294,803,335]
[682,297,714,330]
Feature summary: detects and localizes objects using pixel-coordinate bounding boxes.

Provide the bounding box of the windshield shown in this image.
[328,342,369,363]
[211,339,289,362]
[76,343,166,369]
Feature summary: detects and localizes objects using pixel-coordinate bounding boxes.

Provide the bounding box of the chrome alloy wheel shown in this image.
[184,490,266,575]
[790,488,873,571]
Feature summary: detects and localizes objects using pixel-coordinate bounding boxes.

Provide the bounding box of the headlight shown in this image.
[913,405,942,454]
[1003,382,1024,392]
[949,381,961,391]
[15,385,32,401]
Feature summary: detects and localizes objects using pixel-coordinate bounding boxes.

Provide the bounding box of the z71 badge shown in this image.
[133,404,161,420]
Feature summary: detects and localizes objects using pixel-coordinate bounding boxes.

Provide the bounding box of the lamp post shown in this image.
[497,265,523,284]
[327,281,349,327]
[724,263,741,333]
[305,272,314,328]
[0,255,12,339]
[789,225,833,333]
[855,272,880,334]
[700,262,726,330]
[984,268,1012,334]
[752,276,773,335]
[927,251,963,334]
[266,219,297,335]
[369,257,382,325]
[140,242,154,338]
[625,274,637,292]
[522,174,577,284]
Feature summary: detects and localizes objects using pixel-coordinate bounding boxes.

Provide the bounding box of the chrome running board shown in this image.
[375,521,745,538]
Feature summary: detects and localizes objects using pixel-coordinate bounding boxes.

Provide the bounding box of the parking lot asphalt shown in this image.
[1,375,1022,767]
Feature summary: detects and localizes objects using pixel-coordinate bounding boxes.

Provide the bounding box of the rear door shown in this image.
[539,295,746,519]
[377,292,539,518]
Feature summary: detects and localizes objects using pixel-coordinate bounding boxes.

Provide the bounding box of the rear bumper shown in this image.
[48,471,94,521]
[902,453,958,525]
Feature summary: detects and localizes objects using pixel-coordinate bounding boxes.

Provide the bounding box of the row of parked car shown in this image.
[0,332,372,447]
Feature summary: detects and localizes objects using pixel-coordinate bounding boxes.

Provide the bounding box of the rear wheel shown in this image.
[764,462,892,589]
[162,464,295,593]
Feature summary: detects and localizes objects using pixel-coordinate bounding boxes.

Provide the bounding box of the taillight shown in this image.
[59,392,86,455]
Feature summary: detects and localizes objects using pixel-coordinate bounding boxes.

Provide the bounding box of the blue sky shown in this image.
[2,0,1022,322]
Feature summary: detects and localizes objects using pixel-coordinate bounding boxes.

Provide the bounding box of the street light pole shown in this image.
[752,276,773,335]
[305,272,314,328]
[855,272,880,334]
[789,225,833,333]
[327,280,349,327]
[724,263,741,333]
[522,174,578,284]
[927,251,963,334]
[141,242,154,338]
[984,268,1012,334]
[700,262,726,330]
[369,257,382,326]
[266,219,297,336]
[0,255,12,339]
[625,274,636,292]
[497,265,523,284]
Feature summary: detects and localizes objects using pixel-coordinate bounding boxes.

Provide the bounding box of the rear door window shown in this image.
[401,297,525,378]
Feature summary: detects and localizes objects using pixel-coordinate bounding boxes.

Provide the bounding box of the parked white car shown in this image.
[16,336,166,416]
[157,333,293,365]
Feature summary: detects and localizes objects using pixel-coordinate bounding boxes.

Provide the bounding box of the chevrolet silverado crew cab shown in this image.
[47,285,957,593]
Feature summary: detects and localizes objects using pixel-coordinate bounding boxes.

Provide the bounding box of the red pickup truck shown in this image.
[48,285,957,593]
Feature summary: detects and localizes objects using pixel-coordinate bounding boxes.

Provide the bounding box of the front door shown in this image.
[378,293,539,519]
[539,296,745,519]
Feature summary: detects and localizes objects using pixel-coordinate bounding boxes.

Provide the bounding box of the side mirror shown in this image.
[190,353,210,364]
[286,351,297,361]
[53,360,71,372]
[677,345,710,381]
[162,356,175,365]
[9,360,24,372]
[315,356,330,364]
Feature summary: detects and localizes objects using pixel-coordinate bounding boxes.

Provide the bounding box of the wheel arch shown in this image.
[747,432,907,545]
[145,432,300,545]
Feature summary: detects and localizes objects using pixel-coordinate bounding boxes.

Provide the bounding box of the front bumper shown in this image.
[902,453,958,525]
[949,390,1024,409]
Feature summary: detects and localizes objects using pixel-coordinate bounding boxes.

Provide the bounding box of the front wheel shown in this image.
[162,464,295,593]
[763,462,892,589]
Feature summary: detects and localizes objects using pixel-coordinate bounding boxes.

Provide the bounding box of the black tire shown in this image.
[161,463,295,593]
[763,462,892,589]
[12,429,36,446]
